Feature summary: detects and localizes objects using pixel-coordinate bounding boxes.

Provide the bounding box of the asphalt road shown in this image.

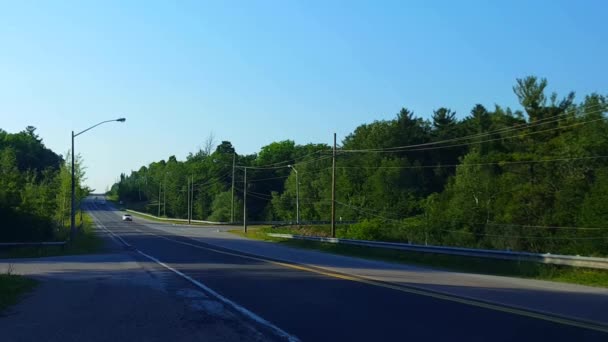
[88,201,607,342]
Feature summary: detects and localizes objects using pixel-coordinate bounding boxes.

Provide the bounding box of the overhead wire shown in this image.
[340,114,607,154]
[334,155,608,170]
[245,167,332,183]
[339,104,607,153]
[239,155,333,170]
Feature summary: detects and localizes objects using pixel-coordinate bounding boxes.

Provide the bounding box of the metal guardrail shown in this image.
[271,220,357,227]
[0,241,67,248]
[267,233,608,270]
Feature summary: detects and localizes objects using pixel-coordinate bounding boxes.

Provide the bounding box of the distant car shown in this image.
[122,214,133,221]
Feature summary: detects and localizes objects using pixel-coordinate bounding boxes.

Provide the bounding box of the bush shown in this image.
[208,191,232,222]
[336,216,427,243]
[0,207,55,242]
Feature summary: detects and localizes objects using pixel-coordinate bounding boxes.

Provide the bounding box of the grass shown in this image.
[125,207,273,229]
[0,273,37,312]
[109,198,217,226]
[125,209,216,226]
[230,228,608,288]
[0,213,103,259]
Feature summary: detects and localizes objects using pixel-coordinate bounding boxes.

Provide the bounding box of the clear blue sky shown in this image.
[1,0,606,192]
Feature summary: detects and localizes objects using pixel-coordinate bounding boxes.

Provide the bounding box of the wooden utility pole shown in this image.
[231,153,236,223]
[191,175,194,222]
[243,167,248,233]
[187,176,192,224]
[331,133,336,238]
[158,182,162,217]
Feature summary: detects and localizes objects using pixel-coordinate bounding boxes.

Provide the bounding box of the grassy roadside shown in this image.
[125,210,216,226]
[230,229,608,288]
[0,213,103,259]
[106,198,214,226]
[0,274,37,312]
[125,208,271,230]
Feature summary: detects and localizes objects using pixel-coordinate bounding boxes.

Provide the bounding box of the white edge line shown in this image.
[91,203,608,334]
[131,220,608,333]
[91,209,299,342]
[136,249,299,342]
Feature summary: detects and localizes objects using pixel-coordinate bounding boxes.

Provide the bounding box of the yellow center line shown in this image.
[126,222,608,334]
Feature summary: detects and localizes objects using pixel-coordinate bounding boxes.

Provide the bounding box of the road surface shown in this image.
[86,199,607,341]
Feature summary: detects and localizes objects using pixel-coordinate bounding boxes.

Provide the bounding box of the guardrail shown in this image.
[267,233,608,270]
[0,241,67,249]
[271,220,357,227]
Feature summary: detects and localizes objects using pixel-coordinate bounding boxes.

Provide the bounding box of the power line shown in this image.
[340,115,606,154]
[237,150,330,170]
[334,155,608,170]
[235,187,329,204]
[192,171,233,191]
[339,105,607,153]
[245,167,332,183]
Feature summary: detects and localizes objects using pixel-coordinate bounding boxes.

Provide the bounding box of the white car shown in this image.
[122,214,133,221]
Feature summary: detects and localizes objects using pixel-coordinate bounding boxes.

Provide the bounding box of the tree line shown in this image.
[110,76,608,256]
[0,126,88,242]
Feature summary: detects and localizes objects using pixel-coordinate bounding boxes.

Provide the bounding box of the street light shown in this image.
[287,165,299,225]
[71,118,126,240]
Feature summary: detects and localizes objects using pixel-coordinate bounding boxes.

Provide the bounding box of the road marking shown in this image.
[91,215,132,248]
[136,249,300,342]
[91,210,299,342]
[129,222,608,334]
[91,204,608,334]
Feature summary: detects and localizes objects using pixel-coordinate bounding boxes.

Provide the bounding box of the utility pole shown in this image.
[243,167,247,233]
[288,165,299,225]
[331,133,336,238]
[190,175,194,223]
[163,183,166,217]
[158,182,161,217]
[187,176,191,224]
[231,153,236,223]
[295,169,300,225]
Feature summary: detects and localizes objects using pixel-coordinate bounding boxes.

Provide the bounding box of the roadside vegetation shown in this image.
[0,126,89,243]
[110,77,608,257]
[0,213,102,259]
[231,227,608,288]
[0,267,37,312]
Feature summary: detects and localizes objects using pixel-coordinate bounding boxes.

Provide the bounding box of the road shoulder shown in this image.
[0,225,280,342]
[136,220,608,327]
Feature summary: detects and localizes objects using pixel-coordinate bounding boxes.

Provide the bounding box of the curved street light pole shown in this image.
[71,118,126,241]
